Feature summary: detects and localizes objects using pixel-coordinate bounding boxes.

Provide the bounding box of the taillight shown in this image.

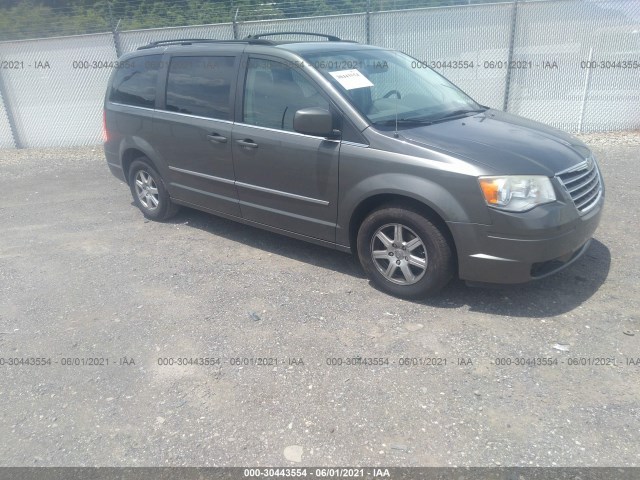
[102,109,110,142]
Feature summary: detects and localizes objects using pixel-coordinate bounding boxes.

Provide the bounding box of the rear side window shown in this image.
[109,55,162,108]
[165,56,235,120]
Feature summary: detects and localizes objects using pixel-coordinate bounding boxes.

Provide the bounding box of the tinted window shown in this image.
[243,58,329,131]
[165,56,235,120]
[109,55,162,108]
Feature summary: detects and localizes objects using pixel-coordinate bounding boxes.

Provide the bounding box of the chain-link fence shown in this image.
[371,3,516,110]
[0,33,118,148]
[0,0,638,149]
[119,23,236,55]
[507,0,640,132]
[236,14,368,43]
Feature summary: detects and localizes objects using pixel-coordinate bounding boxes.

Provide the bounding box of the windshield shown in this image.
[302,49,483,127]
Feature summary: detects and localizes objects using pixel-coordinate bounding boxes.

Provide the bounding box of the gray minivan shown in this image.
[104,33,604,298]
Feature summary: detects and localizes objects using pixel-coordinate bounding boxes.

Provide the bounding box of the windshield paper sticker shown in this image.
[328,69,374,90]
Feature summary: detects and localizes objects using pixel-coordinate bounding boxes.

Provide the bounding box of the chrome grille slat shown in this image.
[571,177,600,202]
[567,168,598,193]
[575,187,601,210]
[562,168,592,186]
[557,157,602,214]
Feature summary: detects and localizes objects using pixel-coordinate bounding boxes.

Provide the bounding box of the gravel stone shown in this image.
[283,445,303,463]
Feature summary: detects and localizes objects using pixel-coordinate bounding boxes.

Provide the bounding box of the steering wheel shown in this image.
[383,90,401,99]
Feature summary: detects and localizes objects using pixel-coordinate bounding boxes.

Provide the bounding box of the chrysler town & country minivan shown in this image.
[104,33,604,298]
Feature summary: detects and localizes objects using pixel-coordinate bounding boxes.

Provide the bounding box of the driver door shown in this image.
[231,56,340,242]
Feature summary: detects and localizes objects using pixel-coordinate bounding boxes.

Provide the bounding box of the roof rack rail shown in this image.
[137,38,272,50]
[245,32,342,42]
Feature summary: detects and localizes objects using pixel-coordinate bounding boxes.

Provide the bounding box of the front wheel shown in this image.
[357,206,454,298]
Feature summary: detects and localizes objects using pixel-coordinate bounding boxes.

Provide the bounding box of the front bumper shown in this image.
[448,190,604,284]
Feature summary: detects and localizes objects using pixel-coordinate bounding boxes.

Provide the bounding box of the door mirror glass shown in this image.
[293,107,334,137]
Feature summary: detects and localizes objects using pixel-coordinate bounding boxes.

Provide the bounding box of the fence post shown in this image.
[578,47,594,133]
[232,7,240,40]
[366,0,371,44]
[502,0,519,112]
[0,69,22,149]
[112,20,123,57]
[108,3,123,57]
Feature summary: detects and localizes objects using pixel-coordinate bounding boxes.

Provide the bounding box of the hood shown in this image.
[392,110,591,176]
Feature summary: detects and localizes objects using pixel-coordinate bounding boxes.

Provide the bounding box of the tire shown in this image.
[356,205,454,299]
[128,158,179,221]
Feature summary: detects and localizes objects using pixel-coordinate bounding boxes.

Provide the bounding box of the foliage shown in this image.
[0,0,484,41]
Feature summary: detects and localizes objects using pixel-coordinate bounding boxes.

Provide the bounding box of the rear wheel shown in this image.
[128,158,179,221]
[357,205,454,298]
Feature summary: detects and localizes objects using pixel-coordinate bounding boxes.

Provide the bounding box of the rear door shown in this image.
[154,49,241,216]
[231,55,340,242]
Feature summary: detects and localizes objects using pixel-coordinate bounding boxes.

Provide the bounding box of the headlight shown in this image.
[478,175,556,212]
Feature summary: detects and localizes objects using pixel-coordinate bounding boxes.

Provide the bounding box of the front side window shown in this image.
[165,56,235,120]
[109,54,162,108]
[243,58,329,131]
[303,49,482,127]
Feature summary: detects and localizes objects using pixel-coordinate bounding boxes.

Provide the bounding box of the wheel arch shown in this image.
[119,138,165,185]
[347,193,458,265]
[122,148,147,184]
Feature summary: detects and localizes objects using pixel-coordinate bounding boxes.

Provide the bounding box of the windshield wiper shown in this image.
[374,117,434,126]
[433,108,487,121]
[375,108,487,127]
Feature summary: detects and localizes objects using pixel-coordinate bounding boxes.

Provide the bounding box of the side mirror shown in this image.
[293,107,335,137]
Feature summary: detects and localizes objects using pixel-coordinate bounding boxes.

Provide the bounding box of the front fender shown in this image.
[337,171,491,247]
[336,145,491,245]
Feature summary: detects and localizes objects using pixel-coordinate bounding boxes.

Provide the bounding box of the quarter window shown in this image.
[165,56,235,120]
[243,58,329,131]
[109,54,162,108]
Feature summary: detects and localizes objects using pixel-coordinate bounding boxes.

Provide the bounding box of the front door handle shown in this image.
[207,133,227,144]
[236,139,258,149]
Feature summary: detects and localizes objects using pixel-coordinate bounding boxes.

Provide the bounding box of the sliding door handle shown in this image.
[207,133,228,144]
[236,139,258,149]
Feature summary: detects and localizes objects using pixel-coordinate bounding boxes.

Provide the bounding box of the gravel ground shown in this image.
[574,130,640,146]
[0,132,638,467]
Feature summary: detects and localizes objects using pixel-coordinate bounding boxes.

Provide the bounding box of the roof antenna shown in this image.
[393,68,399,138]
[393,0,399,138]
[393,94,400,138]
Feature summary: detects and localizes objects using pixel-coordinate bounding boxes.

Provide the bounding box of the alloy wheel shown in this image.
[370,223,428,285]
[134,170,159,211]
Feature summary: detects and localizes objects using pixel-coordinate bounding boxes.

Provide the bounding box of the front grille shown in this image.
[557,157,602,214]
